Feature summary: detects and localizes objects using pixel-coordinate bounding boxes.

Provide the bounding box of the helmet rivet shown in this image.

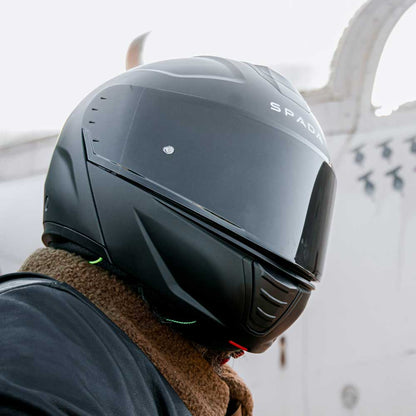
[163,145,175,155]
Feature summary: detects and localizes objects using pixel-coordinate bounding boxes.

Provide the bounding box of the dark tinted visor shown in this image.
[83,86,336,279]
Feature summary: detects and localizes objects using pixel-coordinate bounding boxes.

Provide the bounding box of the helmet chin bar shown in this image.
[141,202,314,354]
[131,258,312,355]
[144,255,312,354]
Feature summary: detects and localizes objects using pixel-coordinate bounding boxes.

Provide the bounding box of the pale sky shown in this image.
[372,3,416,115]
[0,0,414,136]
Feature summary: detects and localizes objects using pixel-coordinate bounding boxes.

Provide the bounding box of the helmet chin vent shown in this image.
[247,263,311,334]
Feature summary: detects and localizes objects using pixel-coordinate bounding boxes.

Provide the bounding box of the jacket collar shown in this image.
[20,248,253,416]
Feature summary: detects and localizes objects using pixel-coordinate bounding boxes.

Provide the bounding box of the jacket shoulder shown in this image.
[0,272,191,416]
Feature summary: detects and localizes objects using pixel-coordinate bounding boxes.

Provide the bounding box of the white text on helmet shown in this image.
[270,101,324,145]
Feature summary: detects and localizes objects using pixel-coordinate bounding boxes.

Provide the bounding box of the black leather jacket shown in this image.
[0,273,191,416]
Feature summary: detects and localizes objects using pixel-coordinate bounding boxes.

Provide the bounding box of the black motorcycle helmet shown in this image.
[42,56,336,353]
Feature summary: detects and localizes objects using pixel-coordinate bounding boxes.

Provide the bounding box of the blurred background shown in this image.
[1,0,416,414]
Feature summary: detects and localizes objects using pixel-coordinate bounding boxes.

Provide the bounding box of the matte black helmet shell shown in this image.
[43,56,336,353]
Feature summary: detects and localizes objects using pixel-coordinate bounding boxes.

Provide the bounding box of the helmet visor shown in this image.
[84,86,336,279]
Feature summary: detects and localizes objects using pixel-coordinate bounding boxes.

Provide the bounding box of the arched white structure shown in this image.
[305,0,416,136]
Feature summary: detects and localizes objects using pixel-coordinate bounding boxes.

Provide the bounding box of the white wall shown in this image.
[0,173,46,274]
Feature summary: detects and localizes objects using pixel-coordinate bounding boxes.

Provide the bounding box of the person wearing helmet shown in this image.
[0,56,336,415]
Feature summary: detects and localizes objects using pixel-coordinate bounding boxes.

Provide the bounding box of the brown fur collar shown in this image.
[19,248,253,416]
